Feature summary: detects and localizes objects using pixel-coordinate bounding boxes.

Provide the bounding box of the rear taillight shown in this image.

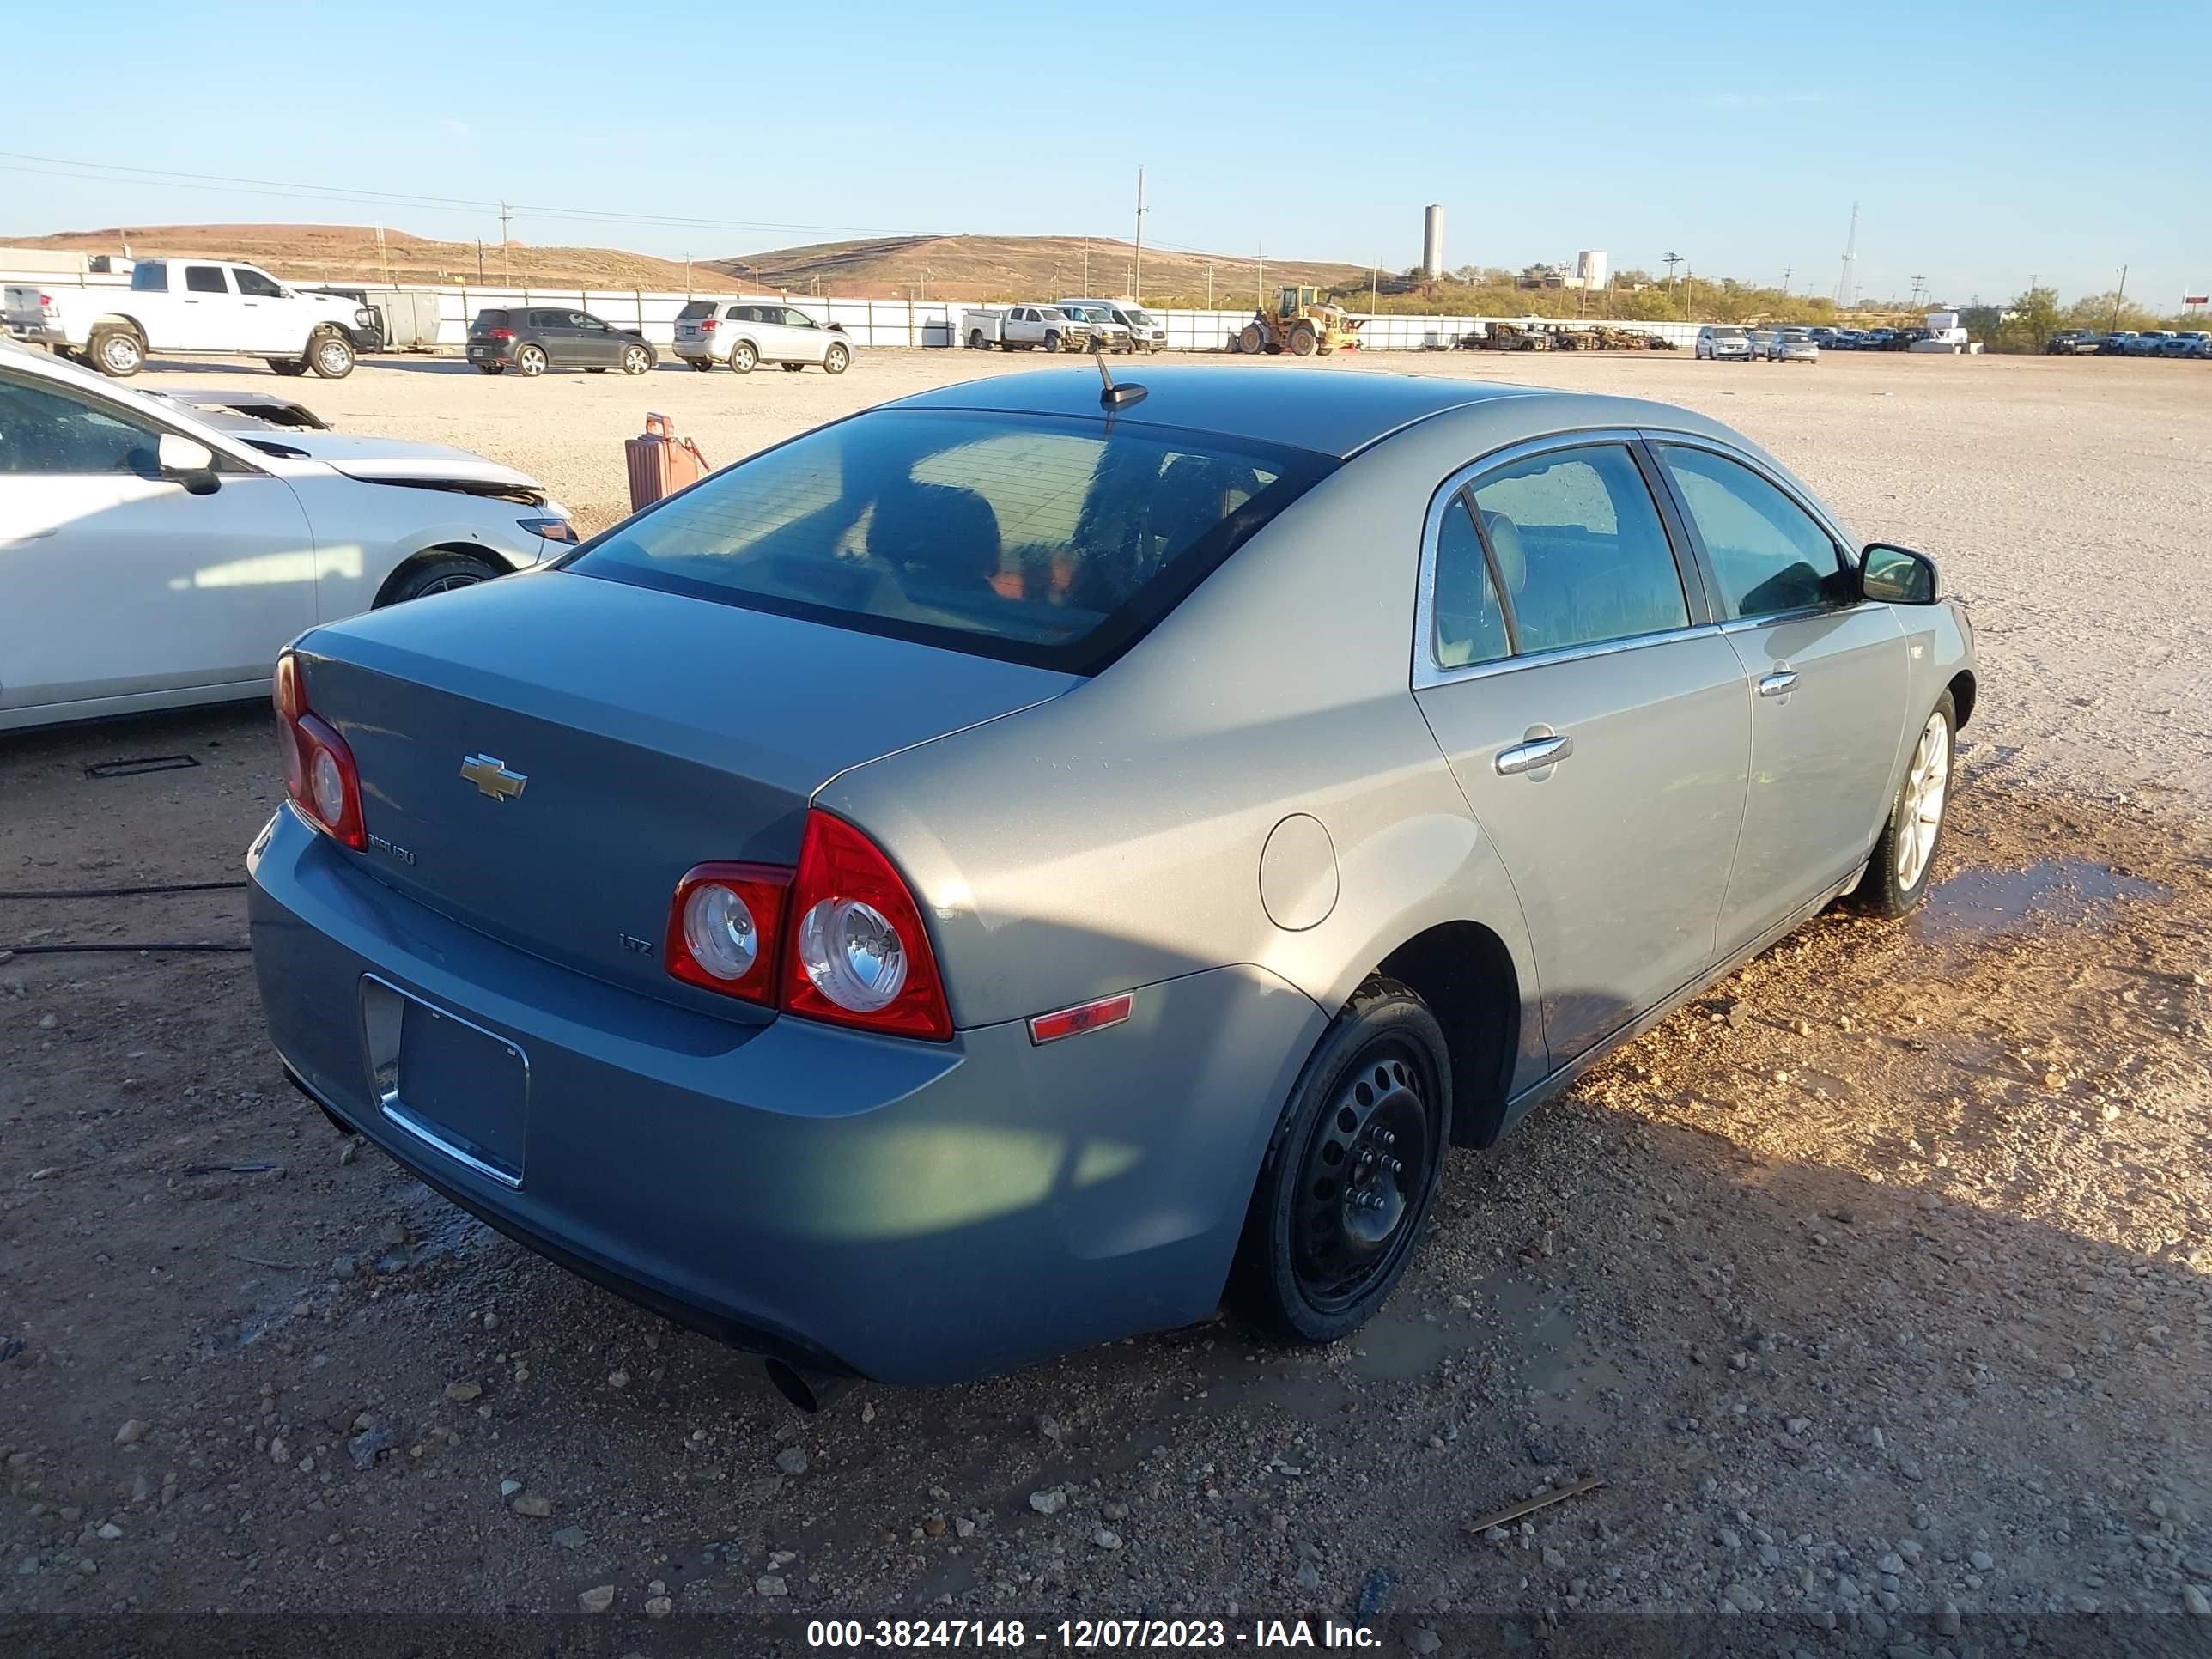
[700,319,718,331]
[663,811,952,1041]
[485,327,514,342]
[665,862,791,1006]
[273,653,366,850]
[38,293,55,312]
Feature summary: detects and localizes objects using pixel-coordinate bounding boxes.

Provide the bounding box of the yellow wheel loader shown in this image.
[1230,286,1363,356]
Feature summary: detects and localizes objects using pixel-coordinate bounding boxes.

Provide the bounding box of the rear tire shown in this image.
[730,341,757,373]
[514,344,548,377]
[379,552,502,606]
[969,329,987,350]
[1848,692,1955,919]
[476,362,506,375]
[267,357,309,377]
[689,358,713,372]
[781,362,805,372]
[89,325,146,377]
[307,331,356,379]
[1231,977,1451,1346]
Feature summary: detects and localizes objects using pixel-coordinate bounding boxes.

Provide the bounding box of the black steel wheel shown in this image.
[1233,976,1450,1343]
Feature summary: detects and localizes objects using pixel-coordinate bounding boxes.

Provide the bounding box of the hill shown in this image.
[4,223,1374,307]
[0,224,733,293]
[714,234,1371,307]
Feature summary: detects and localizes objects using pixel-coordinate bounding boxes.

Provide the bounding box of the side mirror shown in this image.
[1860,543,1937,605]
[158,432,222,495]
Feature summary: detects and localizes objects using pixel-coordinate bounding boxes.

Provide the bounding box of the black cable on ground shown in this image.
[5,942,249,955]
[0,880,248,901]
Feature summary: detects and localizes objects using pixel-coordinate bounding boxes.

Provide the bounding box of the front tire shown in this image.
[307,332,356,379]
[688,358,713,372]
[1849,692,1955,918]
[1044,331,1063,354]
[1231,977,1451,1346]
[622,343,653,375]
[823,342,849,374]
[1239,323,1265,354]
[379,552,502,606]
[1288,325,1319,356]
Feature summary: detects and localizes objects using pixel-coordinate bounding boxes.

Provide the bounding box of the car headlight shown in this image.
[354,307,376,328]
[519,516,577,544]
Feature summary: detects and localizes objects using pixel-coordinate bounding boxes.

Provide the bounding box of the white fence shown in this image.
[3,269,1701,354]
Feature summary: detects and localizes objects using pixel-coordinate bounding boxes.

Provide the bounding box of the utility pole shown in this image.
[684,252,692,296]
[1833,201,1859,307]
[1082,237,1090,296]
[1781,263,1794,295]
[1205,262,1213,308]
[499,201,511,286]
[476,240,484,283]
[1371,256,1380,313]
[1910,273,1925,307]
[1132,166,1147,303]
[1257,244,1265,308]
[1662,249,1683,310]
[2111,264,2129,327]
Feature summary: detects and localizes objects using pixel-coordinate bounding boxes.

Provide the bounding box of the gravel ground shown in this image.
[3,347,2209,1652]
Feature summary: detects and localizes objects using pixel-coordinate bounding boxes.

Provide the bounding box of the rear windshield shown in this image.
[475,308,510,326]
[677,301,715,320]
[568,408,1334,673]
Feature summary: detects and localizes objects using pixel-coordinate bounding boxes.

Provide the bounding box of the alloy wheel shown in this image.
[1894,711,1951,889]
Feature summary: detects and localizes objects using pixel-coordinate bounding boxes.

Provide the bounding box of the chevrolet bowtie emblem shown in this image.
[459,754,527,802]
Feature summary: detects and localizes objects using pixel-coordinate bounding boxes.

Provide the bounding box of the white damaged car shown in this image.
[0,343,573,732]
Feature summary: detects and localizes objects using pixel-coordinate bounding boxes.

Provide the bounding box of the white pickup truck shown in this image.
[3,258,380,379]
[963,305,1092,352]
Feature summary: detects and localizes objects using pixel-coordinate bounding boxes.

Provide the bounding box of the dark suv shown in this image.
[467,308,656,377]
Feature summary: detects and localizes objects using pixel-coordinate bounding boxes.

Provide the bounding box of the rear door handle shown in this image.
[1495,734,1574,775]
[1758,671,1800,698]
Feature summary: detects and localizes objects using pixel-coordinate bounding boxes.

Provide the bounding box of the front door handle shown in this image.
[1495,734,1574,776]
[1758,671,1800,698]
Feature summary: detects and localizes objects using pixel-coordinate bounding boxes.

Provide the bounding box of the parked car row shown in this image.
[965,298,1165,353]
[2048,329,2210,357]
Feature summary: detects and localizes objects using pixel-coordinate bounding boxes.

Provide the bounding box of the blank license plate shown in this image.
[362,977,527,1185]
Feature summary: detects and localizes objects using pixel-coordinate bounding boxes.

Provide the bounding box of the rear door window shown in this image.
[568,409,1334,673]
[131,264,170,293]
[185,265,229,295]
[1464,444,1690,653]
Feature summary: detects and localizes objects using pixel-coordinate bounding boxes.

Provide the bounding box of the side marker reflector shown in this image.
[1028,993,1134,1046]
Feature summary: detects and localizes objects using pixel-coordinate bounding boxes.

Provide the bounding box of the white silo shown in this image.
[1421,205,1445,280]
[1576,250,1609,291]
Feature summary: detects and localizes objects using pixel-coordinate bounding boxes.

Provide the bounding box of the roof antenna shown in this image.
[1095,346,1146,409]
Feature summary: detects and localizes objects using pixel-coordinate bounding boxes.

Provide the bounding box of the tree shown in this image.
[2006,283,2060,349]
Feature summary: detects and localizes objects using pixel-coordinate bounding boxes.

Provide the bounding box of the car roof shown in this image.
[887,365,1560,459]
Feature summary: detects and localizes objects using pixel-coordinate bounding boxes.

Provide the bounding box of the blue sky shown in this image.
[3,0,2199,308]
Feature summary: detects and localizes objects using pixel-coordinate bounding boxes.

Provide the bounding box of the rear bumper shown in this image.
[246,806,1320,1386]
[4,320,66,344]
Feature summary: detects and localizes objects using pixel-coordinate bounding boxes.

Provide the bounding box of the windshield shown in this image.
[1124,310,1153,326]
[1712,327,1749,339]
[568,408,1334,673]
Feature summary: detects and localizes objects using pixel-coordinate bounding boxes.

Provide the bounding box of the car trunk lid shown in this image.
[294,571,1073,1012]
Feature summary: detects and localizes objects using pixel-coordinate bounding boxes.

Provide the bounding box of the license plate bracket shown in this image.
[361,975,528,1186]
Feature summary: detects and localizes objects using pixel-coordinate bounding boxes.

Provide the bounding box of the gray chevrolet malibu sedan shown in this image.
[248,367,1975,1406]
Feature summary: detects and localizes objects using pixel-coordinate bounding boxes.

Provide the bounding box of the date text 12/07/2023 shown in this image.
[804,1619,1385,1650]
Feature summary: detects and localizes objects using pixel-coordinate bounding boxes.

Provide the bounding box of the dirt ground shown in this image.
[3,347,2210,1650]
